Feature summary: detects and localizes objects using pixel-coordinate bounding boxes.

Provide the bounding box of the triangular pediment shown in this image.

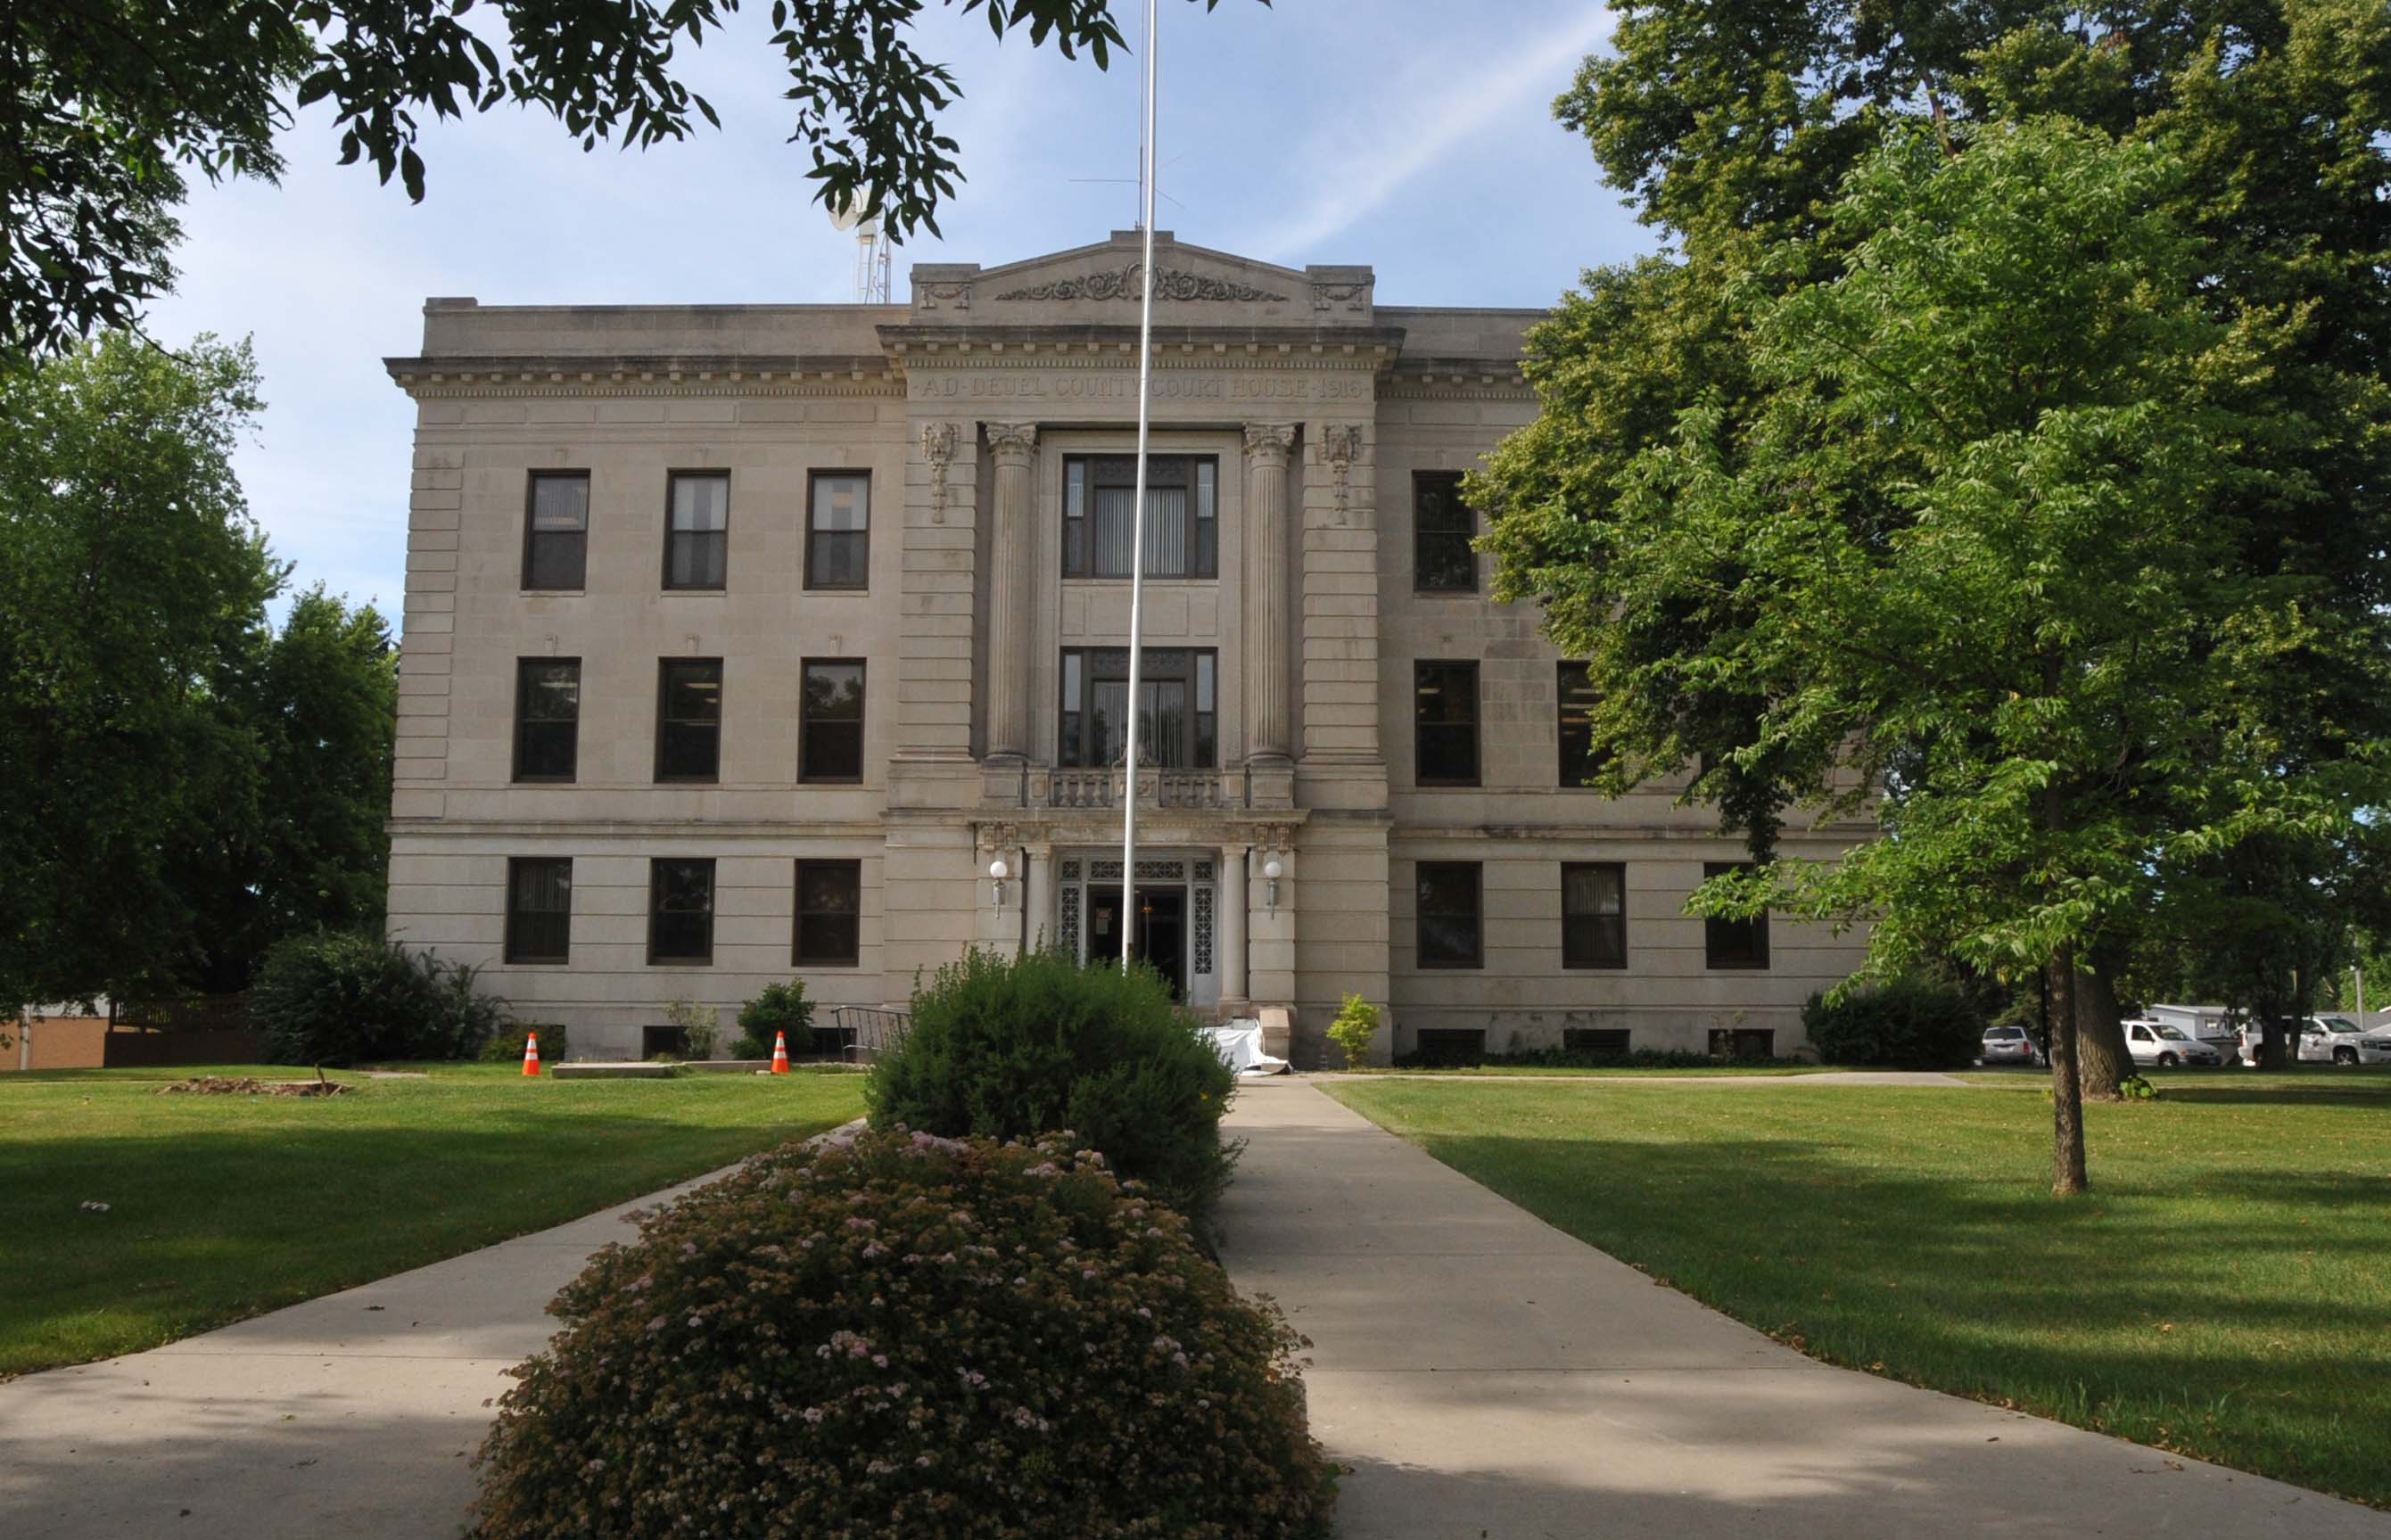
[908,233,1373,325]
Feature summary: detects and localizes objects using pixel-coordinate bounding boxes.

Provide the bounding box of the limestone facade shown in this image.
[384,232,1873,1064]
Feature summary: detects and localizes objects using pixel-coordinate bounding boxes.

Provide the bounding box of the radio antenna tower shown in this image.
[829,194,893,302]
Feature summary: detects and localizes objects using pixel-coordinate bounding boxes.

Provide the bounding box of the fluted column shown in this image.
[984,423,1039,760]
[1241,424,1297,762]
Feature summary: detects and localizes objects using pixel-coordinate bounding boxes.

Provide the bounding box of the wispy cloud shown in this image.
[1241,7,1612,263]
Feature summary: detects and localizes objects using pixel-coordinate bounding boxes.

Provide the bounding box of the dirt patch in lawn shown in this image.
[153,1075,352,1098]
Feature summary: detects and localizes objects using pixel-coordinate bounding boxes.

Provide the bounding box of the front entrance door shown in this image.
[1087,885,1188,1000]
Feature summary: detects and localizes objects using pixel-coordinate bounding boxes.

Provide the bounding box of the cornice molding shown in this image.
[385,355,903,400]
[993,264,1291,303]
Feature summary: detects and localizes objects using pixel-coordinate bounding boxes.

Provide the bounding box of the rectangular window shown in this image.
[1061,456,1217,579]
[1057,648,1217,769]
[1414,472,1475,592]
[647,858,715,964]
[800,660,865,783]
[1709,1027,1777,1059]
[504,858,573,964]
[1414,661,1480,786]
[1703,861,1771,969]
[655,659,723,782]
[664,471,730,590]
[1557,661,1609,789]
[795,860,862,966]
[1562,862,1628,969]
[1415,861,1484,969]
[1563,1027,1633,1057]
[512,657,581,782]
[523,472,590,590]
[806,471,870,589]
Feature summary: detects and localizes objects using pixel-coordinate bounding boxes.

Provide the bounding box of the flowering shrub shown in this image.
[470,1127,1334,1540]
[867,947,1239,1220]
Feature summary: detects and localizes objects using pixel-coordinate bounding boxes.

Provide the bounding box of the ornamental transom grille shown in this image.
[1136,859,1184,882]
[1193,861,1215,881]
[1193,884,1215,975]
[1060,861,1081,883]
[1060,883,1081,959]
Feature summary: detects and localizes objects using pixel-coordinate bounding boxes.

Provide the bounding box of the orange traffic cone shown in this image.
[521,1031,541,1077]
[771,1031,791,1075]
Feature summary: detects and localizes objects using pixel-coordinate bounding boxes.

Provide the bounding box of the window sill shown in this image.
[1562,961,1629,972]
[520,589,587,597]
[1413,589,1482,598]
[1415,960,1486,971]
[1705,961,1772,972]
[647,956,715,968]
[803,584,870,596]
[503,957,571,967]
[660,588,728,597]
[795,958,862,969]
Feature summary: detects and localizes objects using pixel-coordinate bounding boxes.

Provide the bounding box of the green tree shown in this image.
[4,0,1256,362]
[185,588,399,992]
[1485,0,2391,1111]
[1488,120,2391,1193]
[0,334,282,1009]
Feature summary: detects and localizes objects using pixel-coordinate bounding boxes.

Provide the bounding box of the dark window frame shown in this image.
[795,859,863,968]
[1058,646,1218,770]
[805,468,872,590]
[655,657,724,784]
[521,471,590,591]
[511,656,581,783]
[1413,471,1476,593]
[503,857,573,965]
[799,658,867,784]
[1414,660,1481,787]
[1562,861,1628,970]
[1060,454,1219,580]
[1703,861,1772,969]
[1557,660,1610,789]
[647,857,717,966]
[1415,861,1485,970]
[662,469,730,592]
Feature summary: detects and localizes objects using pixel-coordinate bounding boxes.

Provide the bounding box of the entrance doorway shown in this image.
[1087,885,1188,999]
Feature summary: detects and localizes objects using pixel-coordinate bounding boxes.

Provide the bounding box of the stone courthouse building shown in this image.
[383,231,1871,1064]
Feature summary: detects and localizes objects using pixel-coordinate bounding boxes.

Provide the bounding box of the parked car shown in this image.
[1978,1025,2042,1066]
[2123,1019,2222,1067]
[2297,1016,2391,1066]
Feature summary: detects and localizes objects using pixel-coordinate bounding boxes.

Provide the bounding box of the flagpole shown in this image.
[1119,0,1158,971]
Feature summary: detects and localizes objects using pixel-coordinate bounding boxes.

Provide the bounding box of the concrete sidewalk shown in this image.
[1216,1077,2391,1539]
[0,1162,750,1540]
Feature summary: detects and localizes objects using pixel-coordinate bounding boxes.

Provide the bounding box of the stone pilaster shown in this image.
[1241,423,1298,762]
[1218,842,1249,1008]
[984,423,1039,760]
[1024,840,1055,952]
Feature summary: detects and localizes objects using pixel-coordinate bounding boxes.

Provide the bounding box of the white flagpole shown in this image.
[1119,0,1158,970]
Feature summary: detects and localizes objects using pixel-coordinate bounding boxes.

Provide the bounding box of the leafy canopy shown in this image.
[0,334,397,1010]
[3,0,1257,361]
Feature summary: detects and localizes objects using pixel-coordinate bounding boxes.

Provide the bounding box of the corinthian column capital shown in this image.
[986,421,1040,467]
[1241,422,1297,466]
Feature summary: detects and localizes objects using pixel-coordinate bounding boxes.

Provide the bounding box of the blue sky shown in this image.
[147,0,1650,618]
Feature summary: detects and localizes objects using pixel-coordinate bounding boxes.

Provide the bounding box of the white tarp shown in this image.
[1200,1019,1290,1076]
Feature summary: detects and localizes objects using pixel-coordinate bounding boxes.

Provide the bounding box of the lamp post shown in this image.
[988,857,1010,910]
[1263,857,1282,915]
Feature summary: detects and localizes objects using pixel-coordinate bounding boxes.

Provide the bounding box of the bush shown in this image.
[734,979,814,1059]
[1325,994,1381,1069]
[867,948,1237,1220]
[665,997,720,1059]
[252,932,508,1066]
[469,1128,1335,1540]
[1801,976,1985,1069]
[477,1024,569,1066]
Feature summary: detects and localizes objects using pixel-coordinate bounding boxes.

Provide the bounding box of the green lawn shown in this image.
[1345,1063,1846,1078]
[0,1063,864,1378]
[1323,1072,2391,1509]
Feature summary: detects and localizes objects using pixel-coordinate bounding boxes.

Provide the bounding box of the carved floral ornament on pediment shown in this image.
[994,264,1290,303]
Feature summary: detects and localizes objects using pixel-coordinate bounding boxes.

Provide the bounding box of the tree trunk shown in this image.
[2049,949,2090,1195]
[2074,963,2129,1099]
